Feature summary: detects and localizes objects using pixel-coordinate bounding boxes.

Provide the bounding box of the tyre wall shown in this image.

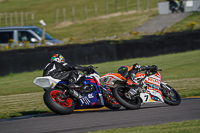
[0,30,199,76]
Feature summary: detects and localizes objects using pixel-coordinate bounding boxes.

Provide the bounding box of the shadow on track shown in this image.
[1,101,183,122]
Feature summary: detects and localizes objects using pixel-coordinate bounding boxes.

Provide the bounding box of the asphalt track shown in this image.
[0,98,200,133]
[133,12,192,33]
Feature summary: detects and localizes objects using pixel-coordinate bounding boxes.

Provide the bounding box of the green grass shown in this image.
[91,120,200,133]
[0,0,158,42]
[0,92,49,119]
[163,12,200,33]
[0,50,200,119]
[53,10,158,41]
[0,70,42,95]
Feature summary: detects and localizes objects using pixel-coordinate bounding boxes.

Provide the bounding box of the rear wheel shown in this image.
[113,86,141,110]
[102,88,121,109]
[161,83,181,106]
[43,89,75,115]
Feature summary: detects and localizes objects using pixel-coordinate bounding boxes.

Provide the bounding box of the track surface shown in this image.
[0,98,200,133]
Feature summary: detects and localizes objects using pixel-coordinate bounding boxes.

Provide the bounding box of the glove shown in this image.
[132,63,141,71]
[152,65,158,71]
[87,66,95,74]
[149,65,157,72]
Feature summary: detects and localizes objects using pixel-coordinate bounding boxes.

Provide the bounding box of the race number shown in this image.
[144,95,149,101]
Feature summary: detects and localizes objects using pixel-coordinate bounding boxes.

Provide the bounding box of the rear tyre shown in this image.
[113,86,141,110]
[161,84,181,106]
[43,89,75,115]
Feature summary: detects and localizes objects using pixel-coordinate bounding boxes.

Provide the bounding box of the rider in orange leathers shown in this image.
[117,63,157,86]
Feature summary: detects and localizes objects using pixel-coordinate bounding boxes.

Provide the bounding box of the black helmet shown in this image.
[118,66,129,78]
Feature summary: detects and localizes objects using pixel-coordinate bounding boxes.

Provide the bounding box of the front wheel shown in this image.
[102,88,121,109]
[161,83,181,106]
[112,86,141,110]
[43,89,75,115]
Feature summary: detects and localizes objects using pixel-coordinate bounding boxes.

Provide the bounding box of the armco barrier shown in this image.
[0,30,200,76]
[117,29,200,60]
[0,42,117,76]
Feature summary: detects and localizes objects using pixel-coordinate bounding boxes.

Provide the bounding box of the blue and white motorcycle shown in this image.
[33,66,121,115]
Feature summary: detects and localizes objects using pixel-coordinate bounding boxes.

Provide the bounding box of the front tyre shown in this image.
[161,84,181,106]
[102,89,121,109]
[113,86,141,110]
[43,89,75,115]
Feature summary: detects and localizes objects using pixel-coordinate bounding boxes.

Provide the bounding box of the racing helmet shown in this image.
[51,54,65,63]
[118,66,129,78]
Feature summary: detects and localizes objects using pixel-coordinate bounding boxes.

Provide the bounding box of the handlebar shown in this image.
[136,66,162,85]
[88,65,98,70]
[141,65,162,72]
[84,65,98,74]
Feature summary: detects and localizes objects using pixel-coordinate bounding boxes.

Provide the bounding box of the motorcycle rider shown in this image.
[43,54,94,89]
[168,0,178,13]
[118,63,157,86]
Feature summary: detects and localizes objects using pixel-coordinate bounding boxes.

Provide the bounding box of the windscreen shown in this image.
[32,28,54,40]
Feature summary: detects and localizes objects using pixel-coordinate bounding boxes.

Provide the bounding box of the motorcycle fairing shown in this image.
[141,72,164,103]
[84,78,100,86]
[144,72,161,87]
[58,81,68,85]
[100,73,126,87]
[75,91,104,109]
[140,88,164,104]
[75,77,104,109]
[135,73,145,79]
[85,71,101,85]
[33,76,60,90]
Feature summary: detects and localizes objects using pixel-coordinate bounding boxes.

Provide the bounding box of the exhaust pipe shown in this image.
[68,88,83,99]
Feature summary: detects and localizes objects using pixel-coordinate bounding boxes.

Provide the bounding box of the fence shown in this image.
[55,0,159,24]
[0,12,34,27]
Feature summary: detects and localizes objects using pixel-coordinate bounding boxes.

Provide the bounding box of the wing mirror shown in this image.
[31,38,38,43]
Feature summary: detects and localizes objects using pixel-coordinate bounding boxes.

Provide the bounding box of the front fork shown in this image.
[161,83,173,97]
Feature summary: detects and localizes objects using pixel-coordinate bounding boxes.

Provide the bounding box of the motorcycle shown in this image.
[100,65,181,110]
[170,0,184,13]
[33,66,121,115]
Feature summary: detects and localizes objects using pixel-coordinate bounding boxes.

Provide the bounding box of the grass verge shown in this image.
[164,12,200,33]
[0,0,158,42]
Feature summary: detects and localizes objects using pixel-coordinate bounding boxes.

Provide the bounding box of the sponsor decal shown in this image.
[148,77,159,84]
[151,95,160,101]
[80,97,91,105]
[88,93,94,98]
[50,83,54,89]
[104,77,109,83]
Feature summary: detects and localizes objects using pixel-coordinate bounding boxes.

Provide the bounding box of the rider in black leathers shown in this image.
[43,54,93,88]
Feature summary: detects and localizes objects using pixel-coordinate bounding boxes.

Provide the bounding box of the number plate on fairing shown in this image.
[140,89,164,104]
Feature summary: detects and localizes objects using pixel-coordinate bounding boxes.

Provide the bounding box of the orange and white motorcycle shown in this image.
[100,65,181,110]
